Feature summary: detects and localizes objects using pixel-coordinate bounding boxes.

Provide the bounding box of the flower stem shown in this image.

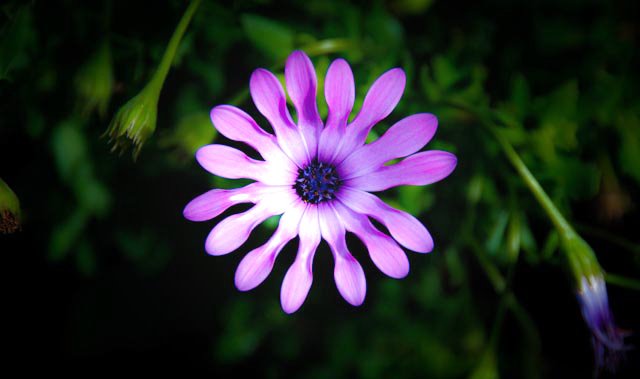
[149,0,201,91]
[487,126,575,236]
[447,100,603,280]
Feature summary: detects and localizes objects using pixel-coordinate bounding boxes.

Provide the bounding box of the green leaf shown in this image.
[433,55,461,90]
[0,3,36,80]
[51,120,88,182]
[485,210,509,256]
[506,211,521,263]
[420,65,441,102]
[241,14,294,61]
[161,111,217,156]
[262,215,280,230]
[398,185,434,214]
[549,157,601,200]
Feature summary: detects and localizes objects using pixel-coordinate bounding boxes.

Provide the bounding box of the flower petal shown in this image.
[183,182,283,222]
[205,189,297,256]
[338,187,433,253]
[332,68,406,164]
[345,150,457,191]
[235,201,306,291]
[325,59,355,126]
[285,50,321,158]
[196,144,295,185]
[318,203,366,306]
[318,59,355,162]
[210,105,295,170]
[333,202,409,279]
[281,205,321,314]
[250,68,311,166]
[339,113,438,179]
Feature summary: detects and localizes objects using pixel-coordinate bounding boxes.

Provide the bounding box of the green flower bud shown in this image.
[74,41,114,118]
[104,0,201,159]
[560,231,602,282]
[0,178,21,233]
[469,349,498,379]
[105,81,159,159]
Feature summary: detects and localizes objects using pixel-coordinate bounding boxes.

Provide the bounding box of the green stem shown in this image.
[447,101,578,239]
[149,0,201,91]
[488,126,574,237]
[447,100,604,280]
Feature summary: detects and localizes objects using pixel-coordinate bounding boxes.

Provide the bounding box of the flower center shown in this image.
[295,160,341,204]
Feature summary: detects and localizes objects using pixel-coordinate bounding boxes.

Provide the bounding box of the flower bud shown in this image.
[103,0,201,159]
[104,83,159,159]
[563,233,628,374]
[0,178,21,233]
[576,274,628,374]
[74,42,114,118]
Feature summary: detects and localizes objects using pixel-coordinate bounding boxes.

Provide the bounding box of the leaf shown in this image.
[506,211,521,263]
[485,210,509,256]
[533,81,579,154]
[398,185,434,214]
[433,55,461,90]
[420,64,442,102]
[241,14,294,61]
[51,120,88,182]
[0,4,37,80]
[548,157,601,200]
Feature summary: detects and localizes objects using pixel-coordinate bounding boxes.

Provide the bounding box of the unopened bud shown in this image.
[104,83,159,159]
[75,42,114,118]
[0,178,21,233]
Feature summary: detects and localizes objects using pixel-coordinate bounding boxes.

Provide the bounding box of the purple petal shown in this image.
[318,203,366,306]
[281,205,321,314]
[317,59,355,162]
[345,150,457,191]
[334,202,409,279]
[338,187,433,253]
[196,144,295,185]
[205,189,297,255]
[332,68,406,163]
[235,201,305,291]
[285,51,321,158]
[250,68,311,166]
[210,105,295,169]
[324,59,355,126]
[183,182,274,222]
[339,113,438,179]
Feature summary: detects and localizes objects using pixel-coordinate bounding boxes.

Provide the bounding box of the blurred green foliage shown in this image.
[1,0,639,377]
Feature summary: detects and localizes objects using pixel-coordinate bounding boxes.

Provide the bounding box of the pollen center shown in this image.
[295,160,341,204]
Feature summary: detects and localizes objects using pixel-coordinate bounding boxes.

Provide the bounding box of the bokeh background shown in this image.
[1,0,639,377]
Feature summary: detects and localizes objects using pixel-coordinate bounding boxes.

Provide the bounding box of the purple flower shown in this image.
[184,50,457,313]
[577,275,629,373]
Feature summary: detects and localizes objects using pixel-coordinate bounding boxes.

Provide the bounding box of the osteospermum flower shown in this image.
[577,275,629,373]
[184,50,457,313]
